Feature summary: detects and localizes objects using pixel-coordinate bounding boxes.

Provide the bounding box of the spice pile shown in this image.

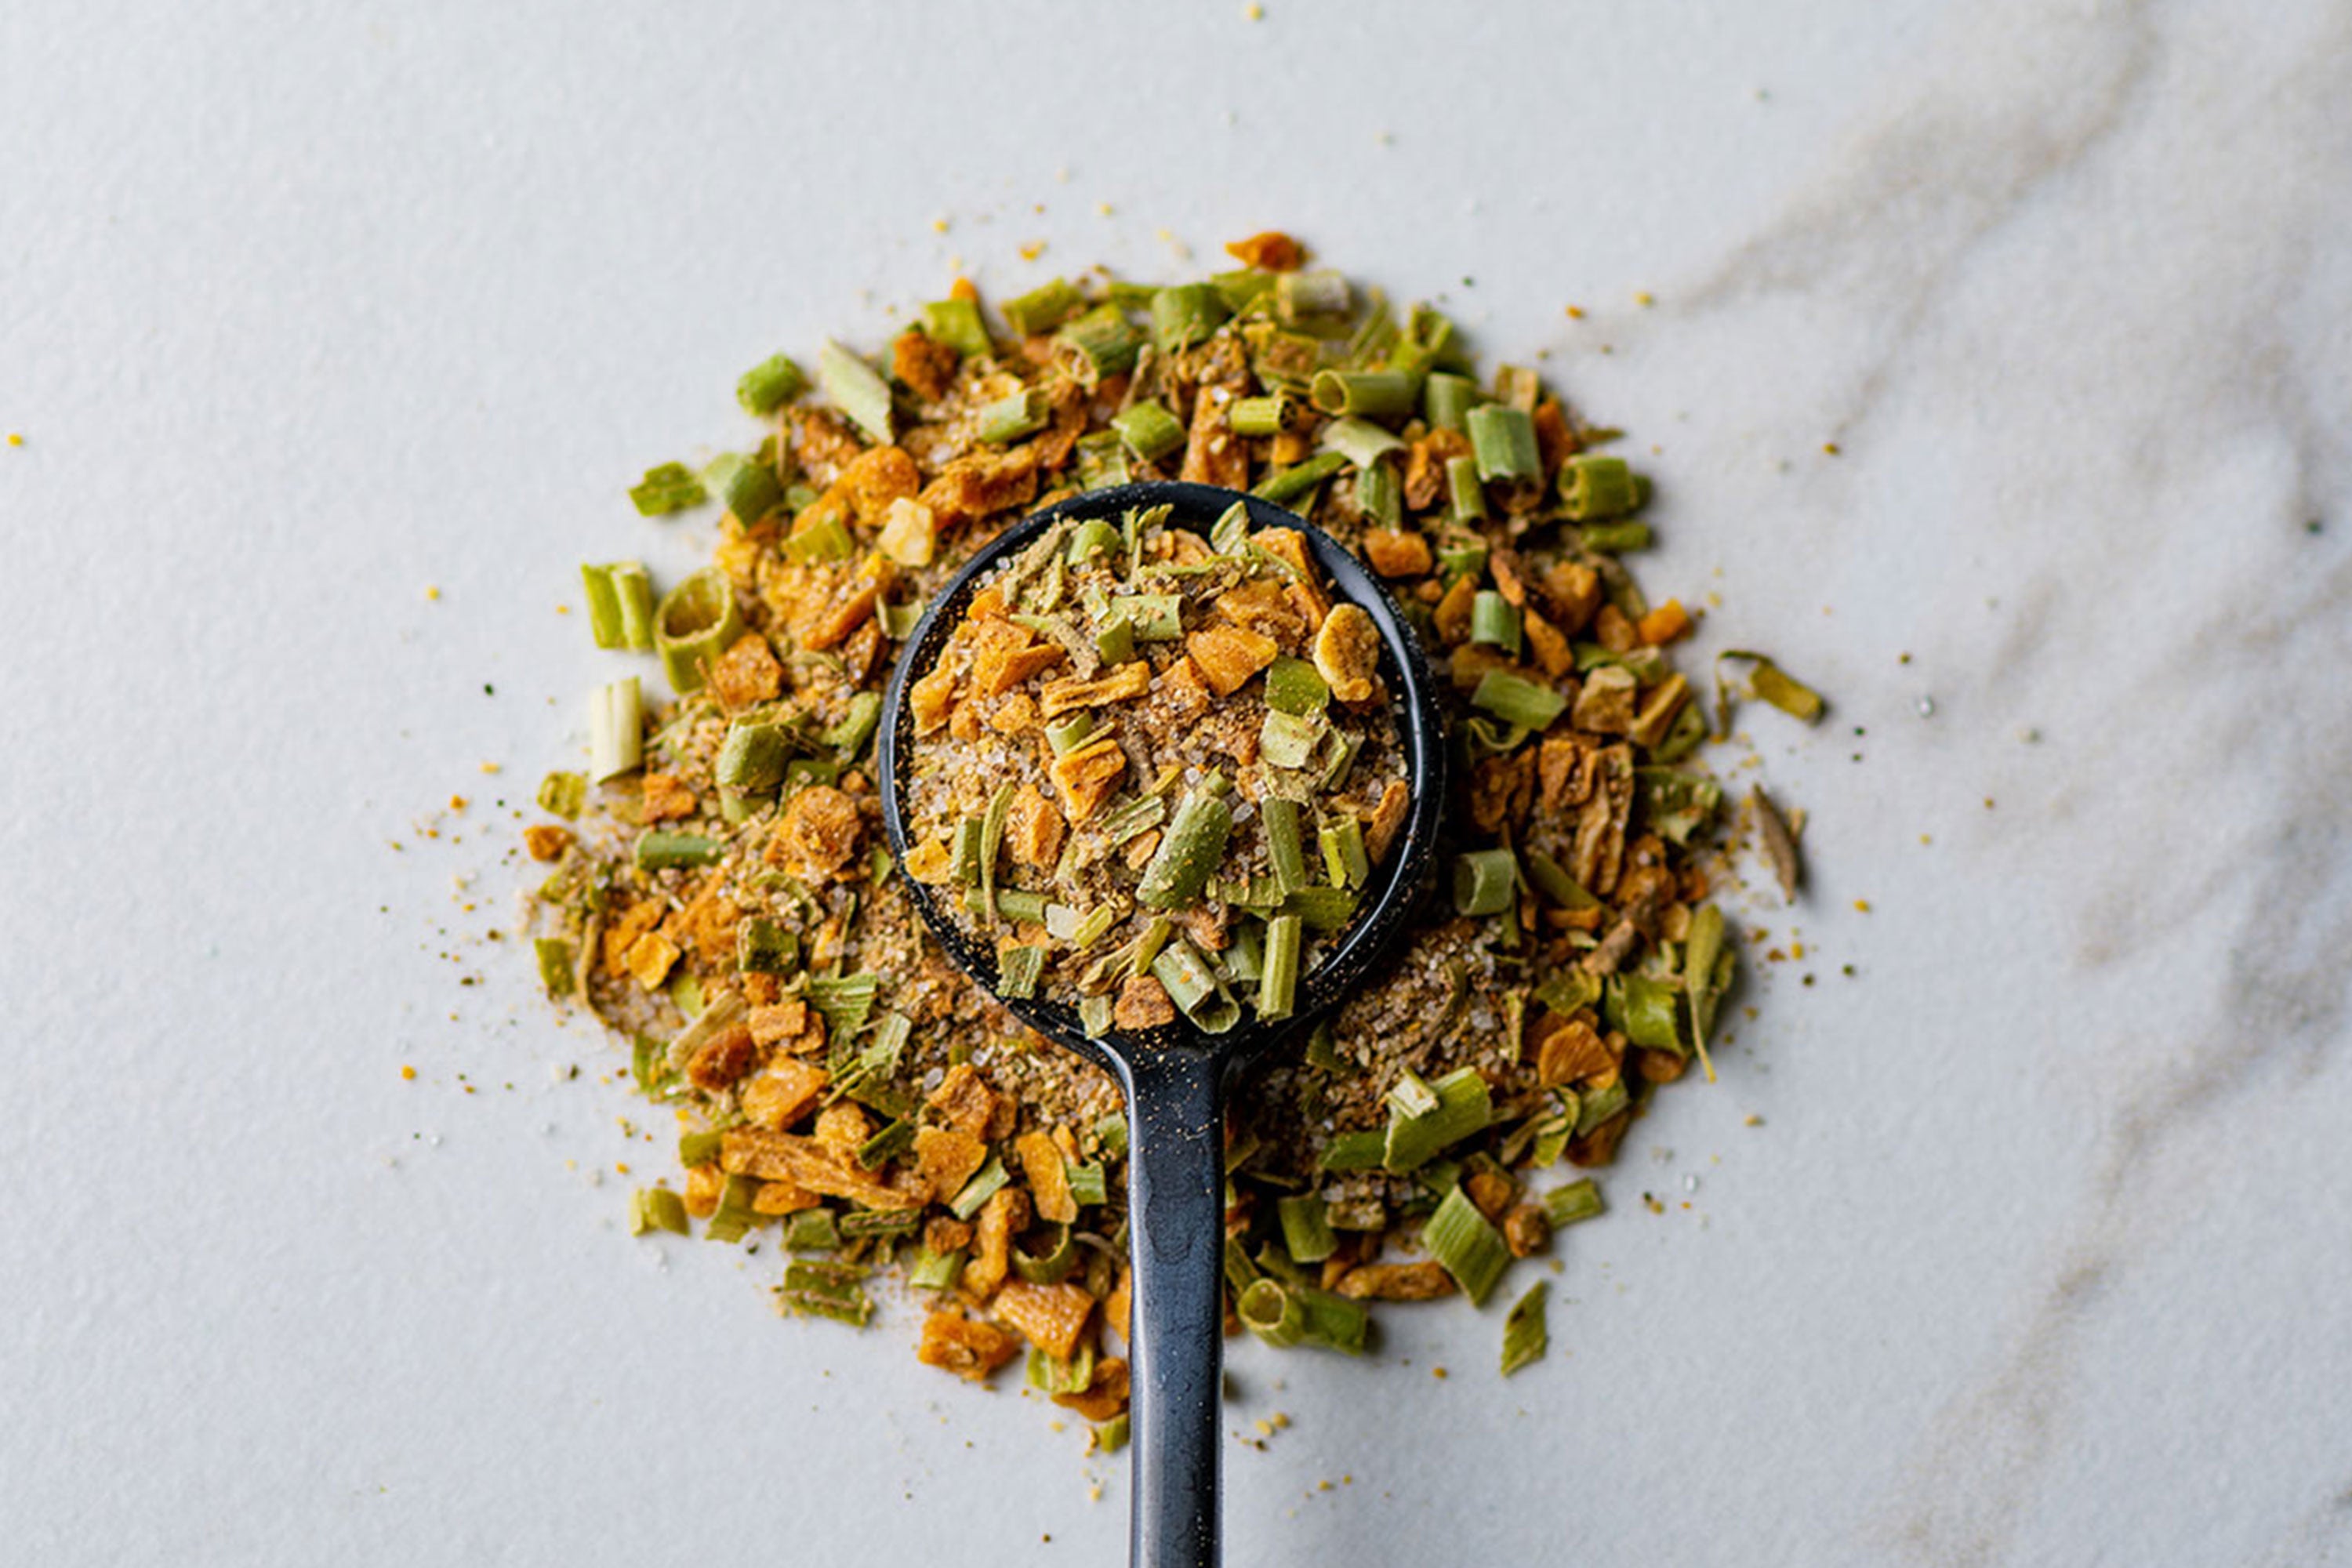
[902,502,1410,1034]
[521,234,1818,1446]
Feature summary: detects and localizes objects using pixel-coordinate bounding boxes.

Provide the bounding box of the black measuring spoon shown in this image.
[878,482,1446,1568]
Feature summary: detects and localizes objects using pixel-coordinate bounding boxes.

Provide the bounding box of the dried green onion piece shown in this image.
[533,937,575,998]
[1276,1193,1338,1264]
[1559,453,1642,519]
[1470,590,1522,656]
[579,561,626,648]
[1422,1185,1509,1305]
[1011,1224,1079,1285]
[1044,713,1096,756]
[997,943,1045,1000]
[780,1260,871,1326]
[1276,268,1351,324]
[630,1188,690,1238]
[1501,1280,1549,1377]
[1112,593,1183,641]
[949,1156,1010,1221]
[920,298,991,359]
[1355,457,1403,528]
[1575,1078,1629,1137]
[1258,913,1302,1022]
[653,568,745,693]
[1065,1161,1108,1207]
[908,1244,967,1291]
[1259,710,1326,770]
[1577,521,1653,554]
[1445,453,1487,523]
[737,352,808,416]
[715,720,789,795]
[1263,655,1330,717]
[589,677,642,781]
[1319,816,1369,891]
[1318,1130,1387,1172]
[677,1129,724,1168]
[1523,849,1600,909]
[976,387,1050,444]
[1152,937,1241,1033]
[635,830,722,872]
[1466,403,1540,483]
[1259,797,1311,898]
[1058,303,1145,381]
[1452,848,1519,917]
[736,916,800,976]
[785,1209,840,1252]
[1135,777,1233,909]
[705,452,782,524]
[1111,399,1185,463]
[964,887,1048,924]
[537,771,586,820]
[1094,614,1136,666]
[1229,393,1296,437]
[1207,499,1250,556]
[1543,1178,1605,1228]
[826,691,882,759]
[782,513,856,564]
[1282,886,1357,932]
[1000,278,1084,337]
[628,461,707,516]
[1384,1065,1492,1173]
[817,338,895,445]
[1238,1278,1308,1348]
[1253,450,1347,505]
[1297,1287,1370,1356]
[1422,372,1479,433]
[1319,415,1406,470]
[1069,905,1119,950]
[1470,669,1567,731]
[1308,370,1414,420]
[978,782,1014,923]
[1149,281,1229,354]
[1209,267,1277,314]
[1078,994,1115,1037]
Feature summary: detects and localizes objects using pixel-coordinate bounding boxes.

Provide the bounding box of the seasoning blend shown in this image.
[524,234,1816,1432]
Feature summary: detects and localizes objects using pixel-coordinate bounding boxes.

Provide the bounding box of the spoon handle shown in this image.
[1121,1047,1226,1568]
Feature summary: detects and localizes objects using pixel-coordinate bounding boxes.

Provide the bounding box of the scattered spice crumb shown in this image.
[401,1065,417,1080]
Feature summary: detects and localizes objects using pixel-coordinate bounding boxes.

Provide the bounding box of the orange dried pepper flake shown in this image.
[707,632,784,710]
[916,1310,1019,1382]
[1185,624,1279,697]
[1051,1356,1131,1421]
[739,1056,829,1131]
[1015,1130,1077,1224]
[768,785,864,882]
[639,772,697,823]
[925,1063,1002,1141]
[893,330,959,402]
[1363,528,1433,578]
[685,1023,758,1091]
[993,1277,1096,1361]
[521,824,572,862]
[1638,598,1692,644]
[1225,231,1305,271]
[1038,660,1151,717]
[1049,734,1129,823]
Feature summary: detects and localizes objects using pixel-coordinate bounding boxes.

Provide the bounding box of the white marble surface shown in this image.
[5,2,2348,1563]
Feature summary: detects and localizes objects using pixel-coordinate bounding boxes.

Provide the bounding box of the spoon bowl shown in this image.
[877,481,1446,1568]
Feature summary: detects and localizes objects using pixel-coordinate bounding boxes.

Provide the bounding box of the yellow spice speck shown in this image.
[479,761,501,775]
[448,795,467,811]
[1431,1366,1448,1380]
[401,1065,417,1080]
[425,585,441,601]
[5,433,23,446]
[615,1163,631,1175]
[1245,2,1263,16]
[1824,441,1842,456]
[932,217,950,234]
[1019,240,1047,261]
[1634,291,1655,307]
[1853,898,1871,913]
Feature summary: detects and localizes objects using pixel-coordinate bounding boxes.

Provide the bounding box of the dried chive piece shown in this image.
[1111,400,1185,463]
[1470,669,1566,731]
[630,1187,691,1237]
[1135,776,1234,910]
[1466,404,1540,484]
[1308,370,1414,420]
[1112,593,1184,641]
[1264,656,1330,716]
[964,886,1048,924]
[677,1129,724,1167]
[1470,590,1521,657]
[1058,303,1145,380]
[736,352,808,416]
[1500,1280,1549,1377]
[1575,1078,1629,1138]
[908,1243,967,1291]
[736,916,800,976]
[1445,453,1487,523]
[1258,913,1303,1022]
[785,1209,840,1251]
[628,461,706,516]
[716,720,789,795]
[1276,1193,1338,1264]
[705,452,782,524]
[589,677,642,781]
[997,943,1045,1000]
[1259,710,1325,770]
[1423,1185,1509,1305]
[1355,456,1403,528]
[1045,713,1096,755]
[1559,453,1642,519]
[579,562,625,648]
[1000,277,1084,337]
[1150,281,1229,354]
[976,387,1050,444]
[534,937,575,998]
[1011,1224,1079,1285]
[1238,1278,1308,1348]
[1384,1065,1491,1173]
[1253,450,1348,505]
[1750,657,1825,722]
[1261,797,1310,898]
[1079,993,1116,1036]
[653,568,746,694]
[1208,500,1250,556]
[1523,848,1600,909]
[1298,1287,1370,1356]
[1282,886,1358,932]
[1093,1414,1132,1454]
[817,338,895,445]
